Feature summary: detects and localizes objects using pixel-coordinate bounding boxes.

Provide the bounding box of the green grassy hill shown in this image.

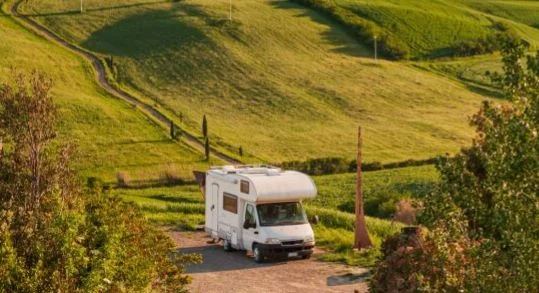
[0,10,212,182]
[17,0,492,164]
[462,1,539,28]
[291,0,539,58]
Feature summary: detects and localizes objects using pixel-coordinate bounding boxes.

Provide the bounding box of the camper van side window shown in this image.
[223,193,238,214]
[240,180,249,194]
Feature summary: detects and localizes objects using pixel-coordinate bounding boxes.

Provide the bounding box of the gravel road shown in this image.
[168,230,369,293]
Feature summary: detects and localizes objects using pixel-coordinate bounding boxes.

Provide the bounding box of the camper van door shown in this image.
[210,184,219,230]
[242,203,258,250]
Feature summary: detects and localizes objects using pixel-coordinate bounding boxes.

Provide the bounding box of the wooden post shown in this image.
[354,126,373,249]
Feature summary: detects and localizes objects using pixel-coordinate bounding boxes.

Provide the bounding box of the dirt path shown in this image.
[9,1,241,165]
[168,230,369,293]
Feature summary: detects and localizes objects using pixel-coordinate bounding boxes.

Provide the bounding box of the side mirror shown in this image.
[310,215,319,225]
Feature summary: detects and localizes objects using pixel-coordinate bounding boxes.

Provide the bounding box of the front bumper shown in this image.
[257,242,314,259]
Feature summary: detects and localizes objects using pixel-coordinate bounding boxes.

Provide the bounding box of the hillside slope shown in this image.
[19,0,489,163]
[0,11,210,182]
[291,0,539,58]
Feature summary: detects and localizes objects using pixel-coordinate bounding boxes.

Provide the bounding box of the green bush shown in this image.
[280,156,436,176]
[371,40,539,293]
[452,31,519,57]
[0,71,199,292]
[337,187,409,218]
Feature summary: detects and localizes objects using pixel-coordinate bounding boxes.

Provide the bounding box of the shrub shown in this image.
[116,171,129,187]
[369,227,470,293]
[452,31,519,57]
[337,187,411,219]
[371,39,539,293]
[0,71,199,292]
[392,199,418,225]
[161,168,184,185]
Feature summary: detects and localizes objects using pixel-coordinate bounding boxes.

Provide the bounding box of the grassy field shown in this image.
[0,6,214,182]
[112,165,436,265]
[291,0,539,58]
[462,0,539,29]
[17,0,491,164]
[312,165,437,216]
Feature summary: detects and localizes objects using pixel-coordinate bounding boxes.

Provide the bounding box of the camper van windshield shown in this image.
[256,202,307,226]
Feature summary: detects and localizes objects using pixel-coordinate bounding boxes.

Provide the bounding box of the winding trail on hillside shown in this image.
[9,0,242,165]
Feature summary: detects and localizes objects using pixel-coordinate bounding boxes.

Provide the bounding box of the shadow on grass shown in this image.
[18,0,171,17]
[462,81,504,99]
[81,4,215,57]
[99,139,171,146]
[116,179,198,189]
[148,193,203,204]
[270,0,371,58]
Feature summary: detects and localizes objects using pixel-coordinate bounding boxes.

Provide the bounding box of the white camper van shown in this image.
[196,165,317,262]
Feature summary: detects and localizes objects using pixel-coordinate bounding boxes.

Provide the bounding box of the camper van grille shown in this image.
[282,240,303,246]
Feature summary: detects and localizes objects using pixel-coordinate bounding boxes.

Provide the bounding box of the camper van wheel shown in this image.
[253,244,264,263]
[223,239,233,252]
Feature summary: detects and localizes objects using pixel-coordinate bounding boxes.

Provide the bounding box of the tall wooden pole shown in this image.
[354,126,373,249]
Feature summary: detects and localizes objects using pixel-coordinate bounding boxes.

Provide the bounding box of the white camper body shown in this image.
[203,165,317,262]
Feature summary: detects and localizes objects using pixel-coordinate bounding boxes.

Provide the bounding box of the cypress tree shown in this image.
[170,121,176,139]
[239,146,243,157]
[204,137,210,161]
[202,115,208,138]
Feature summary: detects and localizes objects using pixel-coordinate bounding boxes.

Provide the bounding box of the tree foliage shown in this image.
[370,40,538,292]
[202,114,207,138]
[0,71,200,292]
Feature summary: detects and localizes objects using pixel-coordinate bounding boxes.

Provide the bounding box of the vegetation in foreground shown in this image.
[370,40,539,292]
[0,71,199,292]
[19,0,487,163]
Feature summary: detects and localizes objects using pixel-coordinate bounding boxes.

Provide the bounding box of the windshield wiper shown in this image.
[277,221,304,225]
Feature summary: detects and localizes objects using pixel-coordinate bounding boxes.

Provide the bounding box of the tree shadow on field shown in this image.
[270,0,371,58]
[81,3,218,58]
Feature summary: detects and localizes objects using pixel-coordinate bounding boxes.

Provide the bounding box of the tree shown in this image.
[205,137,210,161]
[371,40,538,292]
[0,71,199,292]
[170,120,176,139]
[202,114,208,138]
[239,146,243,157]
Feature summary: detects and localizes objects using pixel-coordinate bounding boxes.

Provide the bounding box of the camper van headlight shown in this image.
[265,238,281,245]
[304,235,315,245]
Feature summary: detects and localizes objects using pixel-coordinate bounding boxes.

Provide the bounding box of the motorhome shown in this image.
[195,165,317,262]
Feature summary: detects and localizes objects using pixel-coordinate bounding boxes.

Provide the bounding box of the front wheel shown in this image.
[253,245,264,263]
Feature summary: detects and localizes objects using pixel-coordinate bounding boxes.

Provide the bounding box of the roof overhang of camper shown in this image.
[207,167,317,203]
